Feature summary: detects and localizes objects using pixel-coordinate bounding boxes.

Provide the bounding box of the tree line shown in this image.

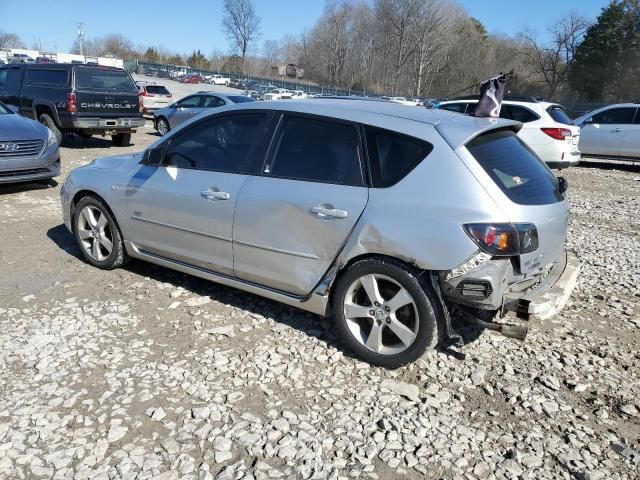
[2,0,638,102]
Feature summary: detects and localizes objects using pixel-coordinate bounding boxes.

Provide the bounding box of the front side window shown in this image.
[267,115,362,185]
[177,95,202,108]
[592,107,636,125]
[164,113,268,173]
[25,69,68,85]
[202,96,225,108]
[466,129,563,206]
[365,126,433,187]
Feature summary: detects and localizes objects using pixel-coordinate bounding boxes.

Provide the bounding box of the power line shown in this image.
[75,22,85,56]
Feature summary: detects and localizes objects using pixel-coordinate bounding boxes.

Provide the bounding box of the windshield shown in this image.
[75,68,137,92]
[227,96,256,104]
[466,129,563,205]
[547,105,573,125]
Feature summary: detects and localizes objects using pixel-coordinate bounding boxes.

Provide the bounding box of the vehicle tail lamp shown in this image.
[463,223,538,256]
[66,92,77,113]
[541,128,571,141]
[138,95,144,113]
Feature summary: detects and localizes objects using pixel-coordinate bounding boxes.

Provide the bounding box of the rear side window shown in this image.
[466,129,563,205]
[501,105,539,123]
[75,68,136,92]
[365,126,433,187]
[267,115,363,186]
[145,85,170,95]
[25,69,68,85]
[546,105,572,125]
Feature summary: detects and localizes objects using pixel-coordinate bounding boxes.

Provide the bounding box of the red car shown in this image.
[179,74,204,84]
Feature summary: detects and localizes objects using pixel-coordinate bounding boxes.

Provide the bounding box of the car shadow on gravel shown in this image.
[47,222,487,364]
[61,135,116,149]
[577,159,640,173]
[0,179,57,195]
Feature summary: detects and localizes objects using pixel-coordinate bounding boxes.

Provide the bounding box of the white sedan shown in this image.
[573,104,639,160]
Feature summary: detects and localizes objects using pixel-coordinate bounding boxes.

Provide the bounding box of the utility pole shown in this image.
[75,22,85,56]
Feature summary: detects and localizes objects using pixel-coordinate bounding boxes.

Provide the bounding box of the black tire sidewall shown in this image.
[333,259,438,368]
[72,197,125,269]
[38,113,62,144]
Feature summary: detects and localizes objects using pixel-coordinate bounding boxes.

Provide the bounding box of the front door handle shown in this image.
[310,204,348,219]
[611,128,623,133]
[200,189,230,201]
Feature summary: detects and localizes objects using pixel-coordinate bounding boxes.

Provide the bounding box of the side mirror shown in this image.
[558,176,568,194]
[582,117,593,125]
[144,147,163,166]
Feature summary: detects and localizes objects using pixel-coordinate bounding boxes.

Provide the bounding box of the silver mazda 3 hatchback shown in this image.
[60,99,579,367]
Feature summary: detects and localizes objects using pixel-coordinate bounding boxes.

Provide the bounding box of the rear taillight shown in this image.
[140,88,151,96]
[541,128,572,141]
[138,95,144,113]
[463,223,538,256]
[167,93,172,98]
[66,92,77,113]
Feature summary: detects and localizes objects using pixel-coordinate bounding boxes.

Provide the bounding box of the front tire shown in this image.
[156,117,170,136]
[38,113,62,144]
[332,258,438,368]
[73,196,128,270]
[111,133,131,147]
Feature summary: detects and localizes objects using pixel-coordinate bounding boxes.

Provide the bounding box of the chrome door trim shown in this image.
[130,215,232,242]
[234,239,320,260]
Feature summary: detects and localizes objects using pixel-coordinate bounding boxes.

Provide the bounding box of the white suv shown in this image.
[573,104,639,160]
[437,98,581,169]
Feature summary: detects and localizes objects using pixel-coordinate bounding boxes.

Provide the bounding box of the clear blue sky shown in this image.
[1,0,608,55]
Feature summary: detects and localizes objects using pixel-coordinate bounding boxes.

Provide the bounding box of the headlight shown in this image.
[46,127,58,147]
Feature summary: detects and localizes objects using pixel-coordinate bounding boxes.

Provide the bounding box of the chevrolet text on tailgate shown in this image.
[0,63,145,147]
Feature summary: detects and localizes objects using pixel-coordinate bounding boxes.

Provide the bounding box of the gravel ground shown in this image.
[0,114,639,480]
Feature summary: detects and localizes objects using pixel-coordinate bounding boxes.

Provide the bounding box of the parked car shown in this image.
[243,90,263,101]
[35,57,55,64]
[573,103,640,160]
[206,74,230,86]
[263,89,293,100]
[437,97,580,169]
[0,100,60,183]
[153,92,255,135]
[10,53,34,64]
[61,99,578,367]
[136,81,172,114]
[0,63,144,146]
[291,90,308,99]
[179,74,204,84]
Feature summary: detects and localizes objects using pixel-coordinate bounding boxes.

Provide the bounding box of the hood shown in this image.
[0,114,48,141]
[89,152,142,170]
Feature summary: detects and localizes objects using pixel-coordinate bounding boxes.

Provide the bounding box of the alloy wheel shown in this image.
[157,119,169,136]
[77,205,113,262]
[343,274,419,355]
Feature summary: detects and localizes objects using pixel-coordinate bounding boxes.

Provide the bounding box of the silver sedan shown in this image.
[153,92,255,135]
[60,100,578,367]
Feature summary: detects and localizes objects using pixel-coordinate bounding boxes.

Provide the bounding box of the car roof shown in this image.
[226,98,521,149]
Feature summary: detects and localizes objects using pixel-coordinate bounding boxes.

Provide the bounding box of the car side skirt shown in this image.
[124,241,330,316]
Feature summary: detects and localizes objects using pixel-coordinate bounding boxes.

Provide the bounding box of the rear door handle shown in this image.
[310,204,348,219]
[200,189,230,201]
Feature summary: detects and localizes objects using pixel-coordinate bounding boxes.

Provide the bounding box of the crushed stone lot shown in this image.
[0,124,639,480]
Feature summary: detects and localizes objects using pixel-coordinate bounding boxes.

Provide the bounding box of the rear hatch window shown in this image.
[466,129,563,205]
[75,67,137,92]
[546,105,573,125]
[145,85,170,95]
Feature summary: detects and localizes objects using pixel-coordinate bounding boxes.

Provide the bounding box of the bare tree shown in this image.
[519,12,589,99]
[0,32,25,49]
[222,0,261,74]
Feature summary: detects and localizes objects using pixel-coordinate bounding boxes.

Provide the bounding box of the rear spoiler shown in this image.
[435,117,522,151]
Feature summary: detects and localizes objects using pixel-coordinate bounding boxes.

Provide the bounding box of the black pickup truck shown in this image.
[0,63,144,146]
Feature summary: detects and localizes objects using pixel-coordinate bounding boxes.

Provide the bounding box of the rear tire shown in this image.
[111,133,131,147]
[73,196,128,270]
[332,258,438,368]
[38,113,62,144]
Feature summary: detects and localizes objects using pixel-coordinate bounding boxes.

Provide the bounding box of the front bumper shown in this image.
[442,250,580,321]
[0,145,60,184]
[71,117,146,129]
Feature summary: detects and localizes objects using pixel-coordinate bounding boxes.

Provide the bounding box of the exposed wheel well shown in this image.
[35,105,55,123]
